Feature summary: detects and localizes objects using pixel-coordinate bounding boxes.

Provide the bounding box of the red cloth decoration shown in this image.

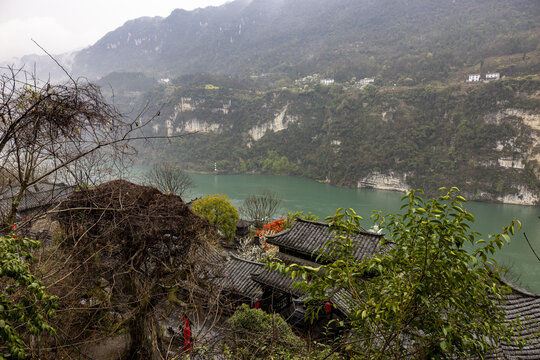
[183,327,191,340]
[254,301,260,309]
[182,315,190,327]
[325,301,332,313]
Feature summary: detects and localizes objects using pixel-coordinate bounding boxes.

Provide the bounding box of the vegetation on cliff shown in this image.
[138,77,540,202]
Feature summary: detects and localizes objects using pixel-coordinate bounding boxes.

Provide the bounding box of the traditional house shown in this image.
[0,182,73,222]
[485,72,500,81]
[235,219,254,238]
[218,218,540,356]
[357,77,375,86]
[467,74,481,82]
[320,79,335,86]
[488,279,540,359]
[218,255,264,311]
[251,219,386,330]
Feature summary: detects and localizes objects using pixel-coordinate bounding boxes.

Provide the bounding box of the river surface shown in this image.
[132,170,540,292]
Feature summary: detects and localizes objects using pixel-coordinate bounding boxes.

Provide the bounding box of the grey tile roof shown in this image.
[265,218,385,262]
[258,220,540,358]
[219,255,264,301]
[0,182,73,215]
[252,266,304,297]
[490,279,540,359]
[274,252,321,268]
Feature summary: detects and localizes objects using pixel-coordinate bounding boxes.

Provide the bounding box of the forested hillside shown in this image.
[79,0,540,204]
[74,0,540,83]
[130,76,540,204]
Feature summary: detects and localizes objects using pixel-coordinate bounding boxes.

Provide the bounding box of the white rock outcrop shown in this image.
[484,108,540,176]
[358,171,410,192]
[182,119,220,133]
[248,104,298,141]
[498,157,525,169]
[496,185,539,205]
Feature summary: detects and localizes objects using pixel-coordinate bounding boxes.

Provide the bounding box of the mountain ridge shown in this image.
[71,0,540,82]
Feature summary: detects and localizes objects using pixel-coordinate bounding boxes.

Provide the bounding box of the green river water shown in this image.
[132,171,540,292]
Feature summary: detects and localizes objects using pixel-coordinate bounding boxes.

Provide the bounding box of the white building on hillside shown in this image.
[358,77,375,86]
[320,78,335,85]
[467,74,481,82]
[485,72,500,81]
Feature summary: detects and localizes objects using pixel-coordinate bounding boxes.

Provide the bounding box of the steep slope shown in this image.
[73,0,540,81]
[135,77,540,205]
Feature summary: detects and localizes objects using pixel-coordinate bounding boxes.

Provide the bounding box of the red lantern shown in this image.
[254,301,260,309]
[183,327,191,340]
[325,301,332,313]
[183,340,192,352]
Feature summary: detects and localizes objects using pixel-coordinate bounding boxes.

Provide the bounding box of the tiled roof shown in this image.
[252,266,304,297]
[265,218,385,262]
[219,255,264,301]
[0,183,73,215]
[274,252,321,268]
[489,280,540,359]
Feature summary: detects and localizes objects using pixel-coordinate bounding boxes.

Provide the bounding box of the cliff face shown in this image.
[135,78,540,205]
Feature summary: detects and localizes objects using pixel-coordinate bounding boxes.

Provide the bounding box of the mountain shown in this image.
[73,0,540,82]
[68,0,540,204]
[130,75,540,205]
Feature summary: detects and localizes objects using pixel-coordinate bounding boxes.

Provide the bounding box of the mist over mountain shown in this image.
[72,0,540,81]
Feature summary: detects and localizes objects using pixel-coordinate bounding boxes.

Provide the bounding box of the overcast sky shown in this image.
[0,0,231,62]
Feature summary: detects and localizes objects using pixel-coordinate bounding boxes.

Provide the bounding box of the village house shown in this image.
[320,78,335,85]
[357,77,375,86]
[0,182,73,223]
[485,72,501,81]
[219,217,540,356]
[219,218,386,334]
[467,74,481,82]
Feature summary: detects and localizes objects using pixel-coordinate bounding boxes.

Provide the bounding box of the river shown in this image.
[132,170,540,292]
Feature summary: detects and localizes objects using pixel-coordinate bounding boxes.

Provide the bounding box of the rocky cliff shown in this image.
[132,77,540,205]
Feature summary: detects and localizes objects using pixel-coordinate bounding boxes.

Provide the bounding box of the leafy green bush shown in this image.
[192,194,239,241]
[270,188,528,359]
[224,304,303,358]
[0,233,58,359]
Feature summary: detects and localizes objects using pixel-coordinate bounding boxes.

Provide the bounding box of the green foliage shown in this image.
[269,189,528,359]
[0,233,58,359]
[153,78,540,200]
[192,194,239,241]
[283,211,319,229]
[262,150,299,174]
[224,304,303,359]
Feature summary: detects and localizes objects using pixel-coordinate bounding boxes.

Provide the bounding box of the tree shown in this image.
[0,65,190,358]
[0,232,57,359]
[58,148,119,188]
[240,190,282,228]
[223,304,304,359]
[144,163,194,197]
[0,65,174,228]
[270,188,527,359]
[192,194,239,241]
[54,180,220,359]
